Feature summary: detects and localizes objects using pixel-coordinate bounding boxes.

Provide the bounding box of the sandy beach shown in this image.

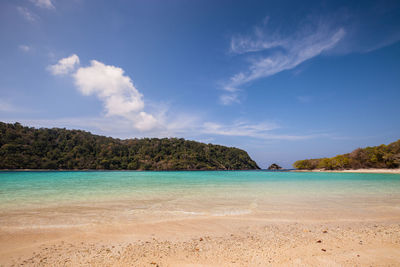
[1,215,400,266]
[1,171,400,266]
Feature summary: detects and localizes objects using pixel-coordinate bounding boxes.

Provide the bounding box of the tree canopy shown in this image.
[293,140,400,170]
[0,122,260,170]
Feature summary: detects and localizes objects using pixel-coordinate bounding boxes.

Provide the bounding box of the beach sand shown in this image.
[1,170,400,266]
[1,213,400,266]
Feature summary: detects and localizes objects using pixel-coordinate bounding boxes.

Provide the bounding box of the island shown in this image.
[0,122,259,170]
[267,163,283,170]
[293,139,400,170]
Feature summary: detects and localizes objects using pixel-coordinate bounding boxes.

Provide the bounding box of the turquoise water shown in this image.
[1,171,399,207]
[1,171,400,226]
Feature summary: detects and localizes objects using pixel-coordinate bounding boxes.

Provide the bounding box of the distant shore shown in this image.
[0,169,260,172]
[292,168,400,174]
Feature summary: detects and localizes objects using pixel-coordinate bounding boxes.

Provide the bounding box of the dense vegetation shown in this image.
[0,122,259,170]
[293,139,400,170]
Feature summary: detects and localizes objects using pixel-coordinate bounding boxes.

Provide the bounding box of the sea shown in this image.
[1,171,400,228]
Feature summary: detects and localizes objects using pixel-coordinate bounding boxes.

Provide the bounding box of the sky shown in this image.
[1,0,400,168]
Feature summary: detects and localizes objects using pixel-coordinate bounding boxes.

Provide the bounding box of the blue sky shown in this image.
[1,0,400,168]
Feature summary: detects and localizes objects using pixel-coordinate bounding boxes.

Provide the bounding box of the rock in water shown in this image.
[267,163,282,170]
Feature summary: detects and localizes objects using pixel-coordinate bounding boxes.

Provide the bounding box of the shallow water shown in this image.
[1,171,400,227]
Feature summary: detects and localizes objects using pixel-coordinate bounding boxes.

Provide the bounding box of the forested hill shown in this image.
[0,122,259,170]
[293,139,400,170]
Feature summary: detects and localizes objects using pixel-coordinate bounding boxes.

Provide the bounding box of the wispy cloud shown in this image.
[31,0,54,9]
[219,93,239,105]
[201,121,315,140]
[202,121,277,138]
[221,18,346,104]
[4,114,316,141]
[47,55,325,140]
[19,45,32,52]
[0,100,18,113]
[0,99,36,114]
[17,6,38,22]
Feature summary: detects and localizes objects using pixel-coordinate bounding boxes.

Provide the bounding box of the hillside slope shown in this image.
[0,122,259,170]
[294,140,400,170]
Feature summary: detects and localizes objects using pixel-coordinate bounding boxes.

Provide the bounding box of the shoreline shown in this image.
[1,171,400,266]
[1,168,399,173]
[291,168,400,174]
[0,169,262,172]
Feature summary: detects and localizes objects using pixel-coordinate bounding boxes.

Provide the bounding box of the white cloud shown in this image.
[31,0,54,9]
[17,7,38,22]
[74,60,143,114]
[49,55,160,132]
[47,55,323,139]
[73,60,159,131]
[48,54,80,75]
[222,19,345,104]
[19,45,31,52]
[219,93,239,105]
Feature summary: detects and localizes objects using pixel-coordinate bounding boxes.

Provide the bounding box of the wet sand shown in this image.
[1,170,400,266]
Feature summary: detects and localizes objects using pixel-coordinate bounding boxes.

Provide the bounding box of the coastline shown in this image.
[0,168,261,172]
[2,168,399,173]
[292,168,400,174]
[1,171,400,266]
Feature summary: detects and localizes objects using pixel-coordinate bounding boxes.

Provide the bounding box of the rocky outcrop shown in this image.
[267,163,283,170]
